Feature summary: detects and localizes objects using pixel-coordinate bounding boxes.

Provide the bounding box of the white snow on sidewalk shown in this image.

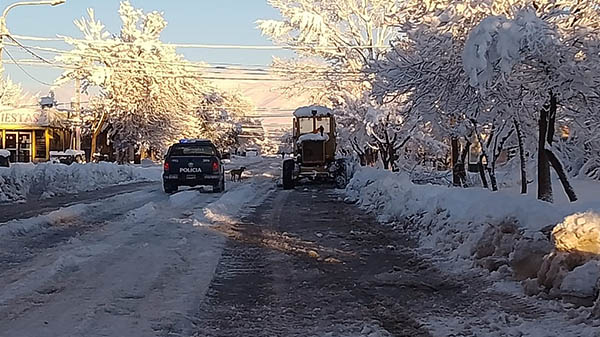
[346,167,600,261]
[0,162,161,202]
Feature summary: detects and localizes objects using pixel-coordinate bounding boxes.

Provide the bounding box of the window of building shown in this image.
[35,130,46,159]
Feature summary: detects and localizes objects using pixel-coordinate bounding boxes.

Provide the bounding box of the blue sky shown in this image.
[2,0,289,93]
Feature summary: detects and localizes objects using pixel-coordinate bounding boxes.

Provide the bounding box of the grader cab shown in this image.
[281,105,348,189]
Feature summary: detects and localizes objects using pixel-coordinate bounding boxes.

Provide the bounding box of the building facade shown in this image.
[0,106,70,163]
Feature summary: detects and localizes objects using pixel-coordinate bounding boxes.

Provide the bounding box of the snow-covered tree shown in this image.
[195,89,253,151]
[257,0,398,72]
[463,3,600,202]
[0,71,30,107]
[56,2,214,156]
[258,0,406,163]
[370,1,491,180]
[370,0,600,198]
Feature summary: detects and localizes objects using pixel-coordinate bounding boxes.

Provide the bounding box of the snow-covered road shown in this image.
[0,156,279,337]
[1,156,598,337]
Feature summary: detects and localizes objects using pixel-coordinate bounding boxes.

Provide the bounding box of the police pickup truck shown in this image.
[162,139,225,193]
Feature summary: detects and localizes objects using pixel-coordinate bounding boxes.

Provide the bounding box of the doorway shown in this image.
[18,132,32,162]
[4,131,32,163]
[5,132,17,163]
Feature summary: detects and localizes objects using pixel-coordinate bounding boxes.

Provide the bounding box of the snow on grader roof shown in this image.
[293,105,334,118]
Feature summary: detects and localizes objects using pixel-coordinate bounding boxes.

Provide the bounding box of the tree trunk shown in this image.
[451,137,460,186]
[537,100,553,202]
[350,139,367,166]
[460,140,470,166]
[546,149,578,202]
[91,111,106,163]
[457,140,470,187]
[513,119,527,194]
[488,166,498,191]
[377,141,391,170]
[478,157,489,189]
[380,147,390,170]
[389,143,399,172]
[358,154,366,166]
[91,135,99,162]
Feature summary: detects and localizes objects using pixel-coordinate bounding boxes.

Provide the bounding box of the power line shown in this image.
[12,34,391,51]
[4,41,365,77]
[2,57,367,83]
[3,49,54,86]
[6,35,53,65]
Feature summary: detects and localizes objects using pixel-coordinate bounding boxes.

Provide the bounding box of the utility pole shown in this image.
[70,76,81,150]
[0,1,66,72]
[0,16,6,72]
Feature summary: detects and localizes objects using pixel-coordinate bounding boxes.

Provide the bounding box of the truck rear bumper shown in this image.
[163,173,222,186]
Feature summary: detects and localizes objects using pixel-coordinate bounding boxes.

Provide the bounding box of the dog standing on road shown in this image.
[230,167,246,182]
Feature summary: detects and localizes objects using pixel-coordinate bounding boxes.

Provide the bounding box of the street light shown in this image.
[0,0,66,71]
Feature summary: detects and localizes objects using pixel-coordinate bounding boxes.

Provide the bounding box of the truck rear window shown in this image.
[170,145,216,156]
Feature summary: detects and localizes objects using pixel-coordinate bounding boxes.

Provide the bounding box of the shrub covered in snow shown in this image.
[0,162,161,202]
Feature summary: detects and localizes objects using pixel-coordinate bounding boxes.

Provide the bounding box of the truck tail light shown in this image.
[164,162,170,171]
[212,161,219,172]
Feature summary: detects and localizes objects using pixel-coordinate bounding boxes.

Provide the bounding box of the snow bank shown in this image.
[345,168,597,251]
[553,212,600,255]
[0,162,161,202]
[346,167,600,308]
[0,149,9,158]
[202,183,263,224]
[560,260,600,305]
[0,203,89,237]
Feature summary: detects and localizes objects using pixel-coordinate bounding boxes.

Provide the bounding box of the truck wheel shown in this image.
[163,182,178,194]
[282,159,295,190]
[335,175,347,189]
[213,178,225,193]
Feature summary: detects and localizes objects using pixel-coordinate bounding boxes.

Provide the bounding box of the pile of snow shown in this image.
[297,132,329,144]
[537,212,600,309]
[0,162,161,202]
[0,203,89,237]
[559,261,600,305]
[293,105,333,118]
[202,183,264,224]
[0,149,10,158]
[553,212,600,255]
[345,167,600,310]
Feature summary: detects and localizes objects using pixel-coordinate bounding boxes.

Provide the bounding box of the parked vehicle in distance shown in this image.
[245,148,259,157]
[50,149,86,165]
[162,139,225,194]
[0,149,10,167]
